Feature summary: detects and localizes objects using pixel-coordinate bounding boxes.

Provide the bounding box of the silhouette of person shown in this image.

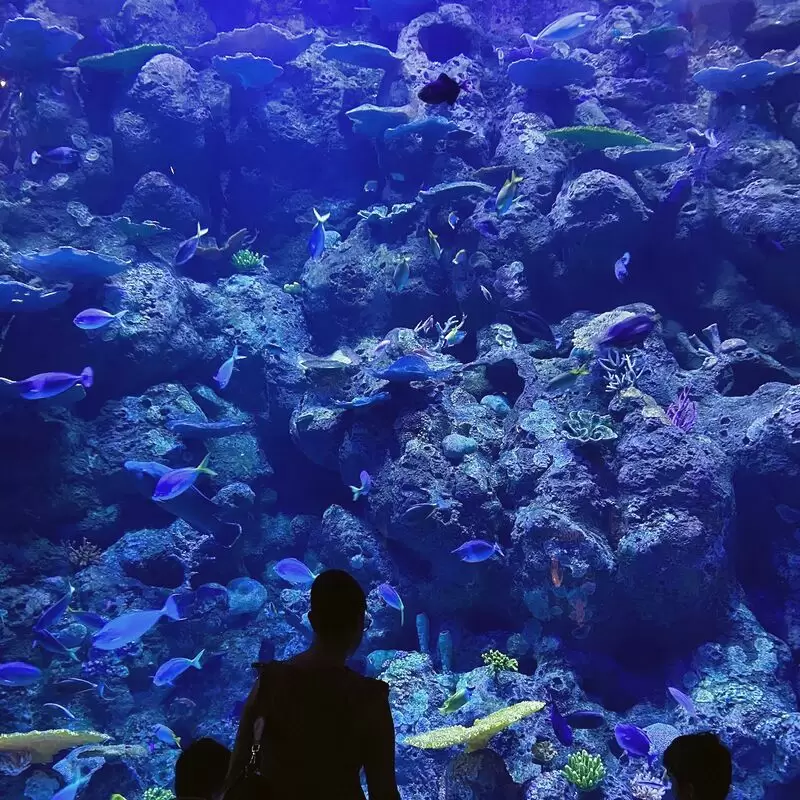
[227,569,400,800]
[664,732,732,800]
[175,737,231,800]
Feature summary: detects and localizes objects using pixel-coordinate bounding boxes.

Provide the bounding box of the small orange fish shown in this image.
[550,557,563,588]
[570,598,587,628]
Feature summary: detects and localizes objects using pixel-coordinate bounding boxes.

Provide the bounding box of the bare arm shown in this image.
[364,684,401,800]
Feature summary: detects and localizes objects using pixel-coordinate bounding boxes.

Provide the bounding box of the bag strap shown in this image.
[246,663,271,773]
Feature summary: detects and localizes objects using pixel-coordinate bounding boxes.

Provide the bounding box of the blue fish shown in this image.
[564,710,605,729]
[350,470,372,501]
[598,315,654,348]
[166,418,251,439]
[92,595,182,651]
[333,392,391,409]
[530,11,598,42]
[51,777,89,800]
[451,540,504,563]
[73,308,127,330]
[0,661,42,686]
[174,222,209,267]
[614,252,630,283]
[0,367,93,400]
[615,723,651,759]
[33,628,79,661]
[55,677,99,693]
[308,208,330,259]
[153,649,204,687]
[153,723,181,748]
[274,558,316,585]
[377,583,404,625]
[373,354,451,383]
[34,582,74,631]
[668,686,697,717]
[30,147,80,166]
[214,345,246,390]
[550,701,574,745]
[152,455,216,502]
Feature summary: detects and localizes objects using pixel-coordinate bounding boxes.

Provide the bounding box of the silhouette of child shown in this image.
[664,732,732,800]
[227,569,400,799]
[175,737,231,800]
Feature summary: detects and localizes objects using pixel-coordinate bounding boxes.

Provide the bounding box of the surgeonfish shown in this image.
[308,208,330,260]
[274,558,316,586]
[92,595,182,650]
[153,650,205,687]
[31,147,80,166]
[0,368,93,400]
[73,308,127,330]
[495,171,523,215]
[451,540,504,563]
[530,11,598,42]
[214,345,246,390]
[174,222,209,267]
[152,455,216,502]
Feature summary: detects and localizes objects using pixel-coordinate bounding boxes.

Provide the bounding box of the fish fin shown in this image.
[30,151,40,165]
[196,454,217,476]
[196,222,209,238]
[400,606,405,626]
[114,310,128,319]
[350,485,361,501]
[163,594,183,621]
[68,647,80,662]
[191,649,205,669]
[81,367,94,388]
[313,208,331,224]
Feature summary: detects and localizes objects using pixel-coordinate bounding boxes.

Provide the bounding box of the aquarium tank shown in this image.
[0,0,799,797]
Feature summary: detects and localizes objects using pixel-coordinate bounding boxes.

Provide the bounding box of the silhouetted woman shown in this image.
[227,569,401,800]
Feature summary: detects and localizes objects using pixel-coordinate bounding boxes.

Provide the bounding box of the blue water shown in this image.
[0,0,799,798]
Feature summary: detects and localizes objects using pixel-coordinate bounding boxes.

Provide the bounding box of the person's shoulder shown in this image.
[345,668,390,701]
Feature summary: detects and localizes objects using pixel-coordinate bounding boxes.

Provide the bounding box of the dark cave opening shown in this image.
[417,23,474,62]
[484,358,525,405]
[717,359,796,397]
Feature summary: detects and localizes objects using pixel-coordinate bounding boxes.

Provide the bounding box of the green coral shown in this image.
[563,411,617,444]
[143,789,175,800]
[563,749,606,791]
[546,126,652,150]
[481,649,518,674]
[231,249,264,270]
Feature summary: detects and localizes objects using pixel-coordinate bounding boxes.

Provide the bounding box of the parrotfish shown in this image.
[418,73,461,105]
[73,308,127,330]
[274,558,316,586]
[0,661,43,686]
[308,208,330,260]
[350,470,373,501]
[377,582,404,625]
[174,222,209,267]
[0,367,93,400]
[153,723,181,748]
[332,392,391,409]
[166,418,252,439]
[452,539,504,563]
[153,649,205,687]
[31,147,80,166]
[428,228,443,259]
[214,345,246,390]
[152,455,216,502]
[34,582,74,631]
[92,595,182,650]
[439,686,472,714]
[531,11,598,42]
[496,171,523,215]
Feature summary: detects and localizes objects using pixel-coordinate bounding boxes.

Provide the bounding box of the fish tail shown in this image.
[163,594,183,621]
[196,222,209,238]
[233,345,247,361]
[494,542,505,558]
[196,453,217,476]
[80,367,94,388]
[30,150,40,165]
[68,647,80,662]
[114,310,128,320]
[191,649,205,669]
[350,485,362,501]
[313,208,330,224]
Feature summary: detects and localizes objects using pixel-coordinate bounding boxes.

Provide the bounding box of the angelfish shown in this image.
[308,208,330,260]
[174,222,209,267]
[214,345,246,390]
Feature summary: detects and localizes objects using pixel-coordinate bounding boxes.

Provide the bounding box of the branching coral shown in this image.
[481,649,518,674]
[63,537,104,568]
[562,749,606,791]
[599,349,644,393]
[563,411,617,443]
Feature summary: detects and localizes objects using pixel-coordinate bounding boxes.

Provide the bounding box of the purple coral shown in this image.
[667,387,697,431]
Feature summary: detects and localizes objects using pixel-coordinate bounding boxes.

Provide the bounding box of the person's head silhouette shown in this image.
[308,569,367,658]
[175,737,231,800]
[664,732,732,800]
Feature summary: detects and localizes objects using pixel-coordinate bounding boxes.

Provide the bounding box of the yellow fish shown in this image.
[496,170,524,215]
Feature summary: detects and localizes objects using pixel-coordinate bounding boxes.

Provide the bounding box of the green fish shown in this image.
[546,364,590,392]
[439,686,473,714]
[428,228,442,260]
[496,170,524,215]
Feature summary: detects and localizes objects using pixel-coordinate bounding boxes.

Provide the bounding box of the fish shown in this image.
[274,558,316,585]
[444,328,466,348]
[668,686,697,717]
[34,582,74,631]
[498,309,553,342]
[615,723,651,759]
[664,177,692,208]
[372,354,451,383]
[480,285,492,302]
[0,367,93,400]
[495,171,523,215]
[564,710,605,729]
[428,228,442,260]
[350,470,373,501]
[56,678,99,693]
[0,661,43,686]
[390,172,405,182]
[153,649,205,687]
[364,180,378,192]
[214,345,246,390]
[598,315,655,348]
[439,687,472,714]
[393,256,410,290]
[400,502,438,524]
[92,595,182,651]
[447,212,459,229]
[73,308,127,330]
[549,701,574,746]
[418,73,461,105]
[452,249,467,266]
[43,702,75,719]
[174,222,209,267]
[777,504,800,524]
[686,127,719,150]
[152,455,216,502]
[153,723,181,748]
[550,557,563,588]
[33,628,79,661]
[283,282,304,294]
[546,365,590,392]
[377,583,404,625]
[614,252,630,283]
[166,418,251,439]
[308,208,330,260]
[30,147,80,166]
[530,11,598,42]
[452,539,504,563]
[332,392,391,409]
[52,777,89,800]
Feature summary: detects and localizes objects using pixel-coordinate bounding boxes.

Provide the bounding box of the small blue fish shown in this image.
[174,222,209,267]
[614,252,630,283]
[496,171,523,215]
[35,582,74,631]
[668,686,697,717]
[33,629,79,661]
[428,229,442,259]
[447,212,459,229]
[350,470,372,501]
[152,455,216,501]
[332,392,391,410]
[43,702,76,720]
[31,147,80,166]
[377,583,404,625]
[153,649,204,687]
[92,595,182,651]
[373,354,451,383]
[214,345,246,390]
[451,540,504,563]
[0,367,93,400]
[73,308,127,330]
[308,208,330,260]
[153,723,181,748]
[274,558,316,585]
[531,11,598,42]
[615,723,651,759]
[0,662,43,686]
[550,701,574,746]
